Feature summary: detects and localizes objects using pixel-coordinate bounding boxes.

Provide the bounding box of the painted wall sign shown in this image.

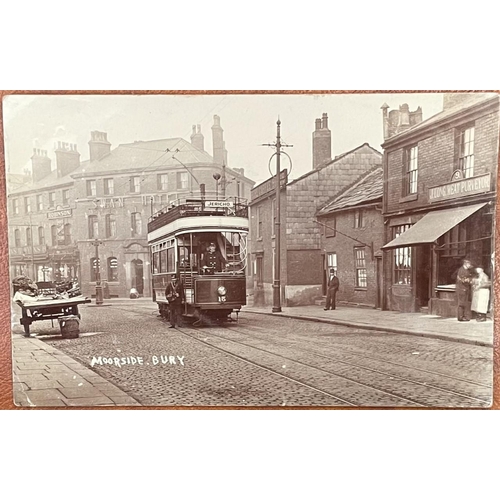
[47,208,72,219]
[92,197,125,209]
[251,169,287,202]
[428,173,491,203]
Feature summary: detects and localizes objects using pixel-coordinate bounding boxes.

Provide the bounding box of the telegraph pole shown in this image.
[91,238,103,305]
[262,118,293,313]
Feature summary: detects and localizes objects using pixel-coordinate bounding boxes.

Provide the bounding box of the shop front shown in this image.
[383,201,494,316]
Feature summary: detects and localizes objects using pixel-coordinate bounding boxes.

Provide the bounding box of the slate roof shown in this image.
[287,143,382,186]
[9,137,253,195]
[74,137,216,177]
[383,93,498,145]
[316,165,383,216]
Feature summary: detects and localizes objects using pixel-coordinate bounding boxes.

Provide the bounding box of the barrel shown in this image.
[58,315,80,339]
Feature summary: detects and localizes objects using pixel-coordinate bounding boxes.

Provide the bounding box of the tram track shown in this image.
[201,321,491,406]
[176,323,425,407]
[231,318,492,390]
[109,303,491,407]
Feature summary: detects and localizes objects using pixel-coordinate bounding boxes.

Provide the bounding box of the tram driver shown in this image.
[200,241,226,273]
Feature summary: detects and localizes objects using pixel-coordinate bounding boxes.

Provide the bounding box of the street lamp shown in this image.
[91,238,103,305]
[213,173,221,200]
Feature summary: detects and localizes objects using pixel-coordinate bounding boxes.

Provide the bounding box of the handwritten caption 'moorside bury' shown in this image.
[90,355,185,368]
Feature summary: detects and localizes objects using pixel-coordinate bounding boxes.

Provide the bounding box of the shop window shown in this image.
[404,145,418,195]
[36,195,43,211]
[354,247,367,288]
[12,199,19,215]
[176,172,188,190]
[325,217,336,237]
[130,176,141,193]
[441,222,467,257]
[38,227,45,245]
[107,257,118,281]
[104,178,114,195]
[158,173,168,191]
[131,212,142,236]
[354,209,365,228]
[24,197,31,214]
[14,229,21,247]
[455,125,475,178]
[88,215,99,238]
[393,224,412,285]
[90,258,100,282]
[105,214,116,237]
[87,180,97,197]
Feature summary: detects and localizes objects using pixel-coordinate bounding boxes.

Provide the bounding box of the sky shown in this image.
[2,93,445,186]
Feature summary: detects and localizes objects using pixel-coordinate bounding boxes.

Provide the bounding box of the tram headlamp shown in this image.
[217,286,227,296]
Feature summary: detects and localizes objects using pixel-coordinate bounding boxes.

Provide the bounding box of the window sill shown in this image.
[399,193,418,203]
[354,287,368,291]
[256,237,263,242]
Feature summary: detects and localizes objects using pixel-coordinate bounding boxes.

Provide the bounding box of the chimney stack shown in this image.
[89,130,111,161]
[312,112,331,169]
[31,149,52,183]
[55,142,80,178]
[211,115,228,166]
[383,103,423,139]
[190,124,205,151]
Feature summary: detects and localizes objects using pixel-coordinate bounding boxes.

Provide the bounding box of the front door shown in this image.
[131,259,144,295]
[415,246,431,308]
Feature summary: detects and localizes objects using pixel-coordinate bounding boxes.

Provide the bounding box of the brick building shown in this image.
[249,113,382,306]
[7,116,255,298]
[381,93,499,316]
[316,166,384,308]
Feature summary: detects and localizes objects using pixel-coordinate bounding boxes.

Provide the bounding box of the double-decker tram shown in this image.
[147,197,248,325]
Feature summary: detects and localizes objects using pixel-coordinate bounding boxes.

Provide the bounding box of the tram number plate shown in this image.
[218,296,227,303]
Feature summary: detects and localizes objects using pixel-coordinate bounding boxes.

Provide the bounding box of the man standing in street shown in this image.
[456,258,473,322]
[165,274,184,328]
[324,269,340,310]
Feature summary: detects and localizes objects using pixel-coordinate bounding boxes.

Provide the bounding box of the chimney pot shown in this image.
[315,118,321,131]
[322,113,329,129]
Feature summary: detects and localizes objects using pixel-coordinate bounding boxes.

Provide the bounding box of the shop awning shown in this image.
[382,202,487,250]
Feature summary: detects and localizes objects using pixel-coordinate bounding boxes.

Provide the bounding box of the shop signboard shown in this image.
[428,173,491,203]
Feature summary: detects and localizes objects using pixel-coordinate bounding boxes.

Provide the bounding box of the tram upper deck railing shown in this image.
[147,197,249,233]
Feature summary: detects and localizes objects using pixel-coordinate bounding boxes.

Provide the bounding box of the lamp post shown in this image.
[213,173,221,200]
[262,118,293,313]
[91,238,103,305]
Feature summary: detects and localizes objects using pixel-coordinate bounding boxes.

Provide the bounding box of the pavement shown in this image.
[9,298,494,407]
[242,304,494,347]
[12,336,141,407]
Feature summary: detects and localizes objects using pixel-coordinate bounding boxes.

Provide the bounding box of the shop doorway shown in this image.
[415,246,431,309]
[131,259,144,295]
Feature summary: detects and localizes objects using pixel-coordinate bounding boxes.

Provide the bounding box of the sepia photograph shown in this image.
[2,91,497,408]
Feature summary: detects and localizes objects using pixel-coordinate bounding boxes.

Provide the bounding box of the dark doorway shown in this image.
[415,246,431,309]
[375,256,383,309]
[132,259,144,295]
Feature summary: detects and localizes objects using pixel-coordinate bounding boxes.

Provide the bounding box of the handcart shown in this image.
[15,296,92,336]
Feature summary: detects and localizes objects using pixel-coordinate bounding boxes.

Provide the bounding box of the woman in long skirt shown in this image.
[471,268,490,322]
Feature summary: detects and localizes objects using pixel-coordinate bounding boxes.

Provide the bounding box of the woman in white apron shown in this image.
[471,268,490,322]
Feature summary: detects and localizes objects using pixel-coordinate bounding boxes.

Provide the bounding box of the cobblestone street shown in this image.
[14,300,493,407]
